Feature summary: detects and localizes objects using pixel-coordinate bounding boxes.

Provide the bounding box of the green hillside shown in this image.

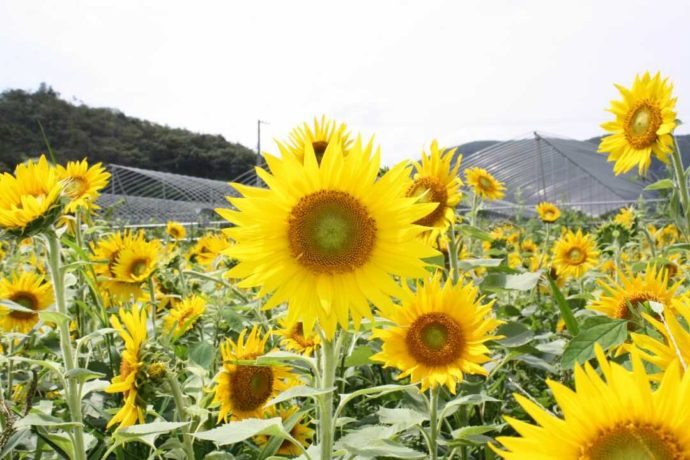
[0,85,257,180]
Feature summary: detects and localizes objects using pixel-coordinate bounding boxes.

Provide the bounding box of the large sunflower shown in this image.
[106,305,147,429]
[213,326,297,421]
[56,159,110,213]
[589,264,680,321]
[535,202,560,223]
[273,319,321,357]
[465,167,505,201]
[0,155,63,235]
[552,229,599,279]
[163,295,206,340]
[282,115,352,164]
[217,133,437,338]
[370,275,502,394]
[598,72,677,175]
[494,346,690,459]
[254,406,314,456]
[405,140,462,240]
[0,272,54,333]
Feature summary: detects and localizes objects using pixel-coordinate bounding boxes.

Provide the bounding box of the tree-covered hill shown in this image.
[0,85,257,180]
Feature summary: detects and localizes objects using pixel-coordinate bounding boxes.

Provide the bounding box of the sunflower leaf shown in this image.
[561,317,628,369]
[194,417,287,446]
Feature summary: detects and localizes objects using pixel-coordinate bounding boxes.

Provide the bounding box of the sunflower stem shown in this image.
[428,386,441,460]
[45,230,87,460]
[670,136,690,238]
[166,374,196,460]
[447,224,461,284]
[147,276,157,339]
[317,333,338,460]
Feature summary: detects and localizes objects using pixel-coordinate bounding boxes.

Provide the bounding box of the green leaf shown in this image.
[257,350,317,373]
[457,258,503,270]
[335,384,419,420]
[440,393,500,420]
[337,425,426,458]
[496,322,534,348]
[194,417,287,446]
[64,367,105,382]
[562,317,628,369]
[548,276,580,335]
[644,178,674,191]
[480,272,541,291]
[344,346,374,367]
[189,341,214,368]
[39,311,71,327]
[266,385,334,407]
[457,224,493,242]
[116,421,190,438]
[17,411,82,429]
[377,407,428,430]
[450,424,502,446]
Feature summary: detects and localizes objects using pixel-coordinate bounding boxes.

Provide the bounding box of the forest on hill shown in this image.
[0,85,257,180]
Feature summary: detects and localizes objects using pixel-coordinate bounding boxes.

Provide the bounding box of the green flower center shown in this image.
[478,176,493,190]
[625,101,663,149]
[567,247,585,264]
[584,423,681,460]
[131,259,149,277]
[288,190,376,274]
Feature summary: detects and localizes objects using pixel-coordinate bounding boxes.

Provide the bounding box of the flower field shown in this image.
[1,72,689,459]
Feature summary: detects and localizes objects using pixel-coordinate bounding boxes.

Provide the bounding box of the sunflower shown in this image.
[598,72,677,175]
[371,275,502,394]
[0,155,63,236]
[189,233,231,267]
[106,305,147,429]
[213,326,297,421]
[589,264,680,321]
[163,295,206,340]
[0,272,54,333]
[56,159,110,213]
[166,221,187,240]
[552,229,599,279]
[273,319,321,357]
[111,237,160,283]
[656,224,679,248]
[493,346,690,459]
[91,231,143,301]
[282,115,352,164]
[535,202,560,223]
[465,167,505,201]
[613,207,636,230]
[254,406,314,456]
[405,140,462,239]
[520,239,537,254]
[217,132,437,339]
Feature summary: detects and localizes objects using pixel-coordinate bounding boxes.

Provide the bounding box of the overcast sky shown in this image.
[1,0,689,165]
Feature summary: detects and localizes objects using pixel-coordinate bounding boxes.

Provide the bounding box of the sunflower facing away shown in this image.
[213,326,297,421]
[493,346,690,459]
[282,115,352,164]
[0,155,63,235]
[254,406,314,456]
[217,131,437,338]
[163,295,206,340]
[598,72,677,175]
[589,264,680,321]
[552,229,599,279]
[106,305,148,429]
[371,275,503,394]
[56,159,110,214]
[405,140,462,240]
[274,319,321,357]
[0,272,54,333]
[535,202,560,223]
[465,167,505,201]
[165,221,187,240]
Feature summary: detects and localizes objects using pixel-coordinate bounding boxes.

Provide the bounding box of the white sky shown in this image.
[1,0,689,166]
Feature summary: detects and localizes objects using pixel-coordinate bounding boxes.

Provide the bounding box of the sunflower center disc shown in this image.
[9,292,38,320]
[616,292,660,320]
[406,177,448,226]
[131,259,149,277]
[288,190,376,274]
[65,177,88,198]
[626,102,662,149]
[478,176,492,190]
[585,423,681,460]
[567,248,585,264]
[230,366,274,412]
[406,312,464,366]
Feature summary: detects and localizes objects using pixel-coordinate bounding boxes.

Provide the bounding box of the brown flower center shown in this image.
[625,101,663,150]
[478,176,493,191]
[406,312,464,366]
[288,190,376,274]
[615,292,661,320]
[9,292,39,320]
[566,247,586,265]
[582,422,682,460]
[230,366,274,412]
[406,176,449,227]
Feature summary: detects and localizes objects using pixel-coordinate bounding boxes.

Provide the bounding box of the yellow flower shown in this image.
[630,298,690,376]
[56,159,110,213]
[91,231,145,301]
[552,229,599,279]
[217,132,437,339]
[166,221,187,240]
[111,236,160,283]
[465,167,505,201]
[106,305,147,429]
[282,115,352,164]
[656,224,679,247]
[599,72,677,175]
[273,319,321,357]
[613,207,635,229]
[520,239,537,254]
[493,346,690,459]
[599,259,617,276]
[405,140,462,239]
[254,406,314,455]
[535,202,560,223]
[590,264,680,321]
[163,295,206,340]
[0,272,54,333]
[371,275,503,394]
[0,155,63,235]
[507,252,522,269]
[189,233,231,267]
[213,326,297,421]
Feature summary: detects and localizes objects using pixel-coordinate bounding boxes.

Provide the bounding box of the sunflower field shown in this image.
[0,72,689,460]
